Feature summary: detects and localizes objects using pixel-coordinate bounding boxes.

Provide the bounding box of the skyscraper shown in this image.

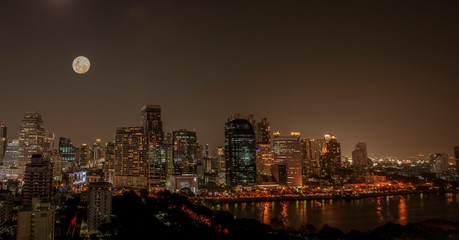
[114,127,147,189]
[18,113,47,178]
[319,134,341,176]
[352,142,369,169]
[224,118,256,187]
[0,124,6,160]
[273,131,302,187]
[455,146,459,175]
[58,137,75,162]
[87,182,112,234]
[22,155,53,207]
[172,129,198,175]
[140,105,164,144]
[430,153,449,173]
[255,118,271,144]
[301,138,321,177]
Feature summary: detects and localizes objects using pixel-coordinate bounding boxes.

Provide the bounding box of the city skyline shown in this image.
[1,1,459,157]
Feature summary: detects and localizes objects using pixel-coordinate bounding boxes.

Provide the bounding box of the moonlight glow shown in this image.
[72,56,90,74]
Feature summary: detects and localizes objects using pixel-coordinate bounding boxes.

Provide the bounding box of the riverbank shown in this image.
[196,189,458,205]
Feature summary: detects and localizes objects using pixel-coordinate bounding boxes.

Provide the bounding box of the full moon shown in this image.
[72,56,90,74]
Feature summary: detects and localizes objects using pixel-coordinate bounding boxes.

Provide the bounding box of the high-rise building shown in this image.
[255,118,271,144]
[455,146,459,175]
[141,105,164,144]
[92,139,103,168]
[352,142,369,169]
[273,132,302,187]
[301,138,321,177]
[18,112,47,178]
[103,141,116,184]
[87,182,112,234]
[59,137,75,162]
[114,127,147,189]
[0,190,13,234]
[224,118,256,187]
[22,155,53,207]
[217,146,226,186]
[172,129,198,175]
[430,153,449,173]
[3,140,19,168]
[78,144,91,168]
[319,134,341,176]
[0,124,6,160]
[17,200,54,240]
[256,143,274,179]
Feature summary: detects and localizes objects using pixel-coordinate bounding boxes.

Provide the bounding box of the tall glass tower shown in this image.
[224,118,256,187]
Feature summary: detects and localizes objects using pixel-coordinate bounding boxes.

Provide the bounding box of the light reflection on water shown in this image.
[219,193,459,232]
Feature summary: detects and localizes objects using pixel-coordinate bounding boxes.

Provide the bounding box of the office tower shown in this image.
[59,137,76,162]
[18,112,47,178]
[273,131,302,187]
[141,105,164,144]
[455,146,459,175]
[301,138,321,177]
[92,139,103,168]
[271,164,287,185]
[87,182,112,234]
[352,142,369,169]
[224,118,256,187]
[43,133,55,152]
[46,151,62,180]
[430,153,449,173]
[3,140,19,168]
[172,129,198,175]
[103,141,116,184]
[255,118,271,144]
[22,155,53,207]
[217,146,226,186]
[114,127,147,189]
[147,142,169,189]
[0,190,13,234]
[256,143,274,180]
[0,124,6,160]
[79,144,92,168]
[17,200,54,240]
[320,134,341,176]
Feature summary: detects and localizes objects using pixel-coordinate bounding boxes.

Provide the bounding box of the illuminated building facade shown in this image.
[172,129,198,175]
[225,118,256,187]
[22,155,53,207]
[58,137,75,162]
[87,182,112,234]
[273,132,302,187]
[430,153,449,173]
[455,146,459,175]
[319,134,341,176]
[114,127,147,189]
[255,118,271,144]
[18,112,47,178]
[301,138,321,177]
[141,105,164,144]
[0,124,6,160]
[352,142,369,169]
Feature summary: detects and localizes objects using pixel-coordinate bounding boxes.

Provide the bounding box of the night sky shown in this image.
[1,1,458,157]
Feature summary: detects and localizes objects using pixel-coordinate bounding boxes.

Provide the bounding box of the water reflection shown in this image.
[398,196,407,225]
[376,197,383,223]
[280,201,289,227]
[222,193,459,232]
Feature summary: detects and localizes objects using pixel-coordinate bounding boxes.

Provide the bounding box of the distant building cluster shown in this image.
[0,106,458,237]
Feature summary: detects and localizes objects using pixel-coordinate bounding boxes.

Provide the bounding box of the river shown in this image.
[212,193,459,232]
